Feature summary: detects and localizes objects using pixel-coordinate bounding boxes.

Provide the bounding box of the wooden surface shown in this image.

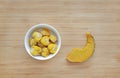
[0,0,120,78]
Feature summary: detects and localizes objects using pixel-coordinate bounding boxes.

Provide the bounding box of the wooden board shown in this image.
[0,0,120,78]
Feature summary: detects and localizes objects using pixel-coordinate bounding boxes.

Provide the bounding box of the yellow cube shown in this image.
[50,35,57,43]
[30,47,41,56]
[41,36,50,46]
[48,44,58,54]
[41,28,50,36]
[29,38,36,46]
[41,48,49,57]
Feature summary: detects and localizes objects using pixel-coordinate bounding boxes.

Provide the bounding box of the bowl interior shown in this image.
[24,24,61,60]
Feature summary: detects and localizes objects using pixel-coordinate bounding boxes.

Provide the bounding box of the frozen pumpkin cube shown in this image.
[29,38,36,46]
[41,36,50,46]
[41,47,49,57]
[33,46,41,52]
[48,44,58,54]
[50,35,57,43]
[32,31,42,38]
[31,50,41,56]
[34,37,41,42]
[41,28,50,36]
[30,48,41,56]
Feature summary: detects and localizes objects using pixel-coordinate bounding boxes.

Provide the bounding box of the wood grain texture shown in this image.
[0,0,120,78]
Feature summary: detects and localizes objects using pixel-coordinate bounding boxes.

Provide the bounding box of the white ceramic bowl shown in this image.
[24,24,61,60]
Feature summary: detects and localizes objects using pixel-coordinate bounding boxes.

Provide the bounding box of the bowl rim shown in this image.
[24,24,61,60]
